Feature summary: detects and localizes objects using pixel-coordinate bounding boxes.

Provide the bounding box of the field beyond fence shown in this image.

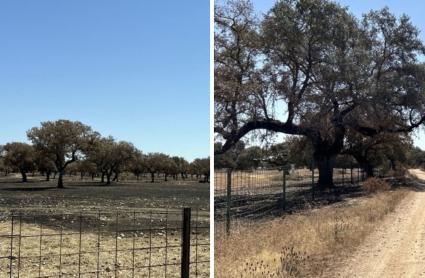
[214,167,378,233]
[0,208,209,277]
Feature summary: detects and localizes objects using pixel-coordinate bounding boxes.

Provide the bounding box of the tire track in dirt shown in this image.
[332,170,425,278]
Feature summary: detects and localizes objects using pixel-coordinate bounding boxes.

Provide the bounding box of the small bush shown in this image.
[361,177,391,193]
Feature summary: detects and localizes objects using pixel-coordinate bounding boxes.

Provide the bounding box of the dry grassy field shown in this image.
[215,186,409,277]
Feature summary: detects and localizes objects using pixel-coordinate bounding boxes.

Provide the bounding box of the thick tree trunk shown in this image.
[164,174,168,182]
[151,172,155,183]
[58,170,64,188]
[364,164,374,178]
[101,172,105,183]
[46,171,51,181]
[21,171,27,182]
[315,155,336,190]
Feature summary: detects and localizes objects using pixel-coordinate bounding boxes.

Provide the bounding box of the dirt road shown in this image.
[333,169,425,277]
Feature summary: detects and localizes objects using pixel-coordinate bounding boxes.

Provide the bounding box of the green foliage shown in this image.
[27,120,99,187]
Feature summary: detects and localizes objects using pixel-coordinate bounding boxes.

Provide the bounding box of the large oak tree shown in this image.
[215,0,425,189]
[27,120,98,188]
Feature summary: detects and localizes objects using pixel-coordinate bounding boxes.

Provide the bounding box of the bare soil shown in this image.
[327,169,425,277]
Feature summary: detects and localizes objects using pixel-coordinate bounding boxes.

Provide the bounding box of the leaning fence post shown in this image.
[226,169,232,235]
[181,208,191,278]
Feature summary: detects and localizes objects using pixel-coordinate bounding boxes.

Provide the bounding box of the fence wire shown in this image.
[214,167,376,232]
[0,208,209,277]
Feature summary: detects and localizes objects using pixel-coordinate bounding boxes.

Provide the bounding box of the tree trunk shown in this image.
[353,155,374,178]
[106,173,112,185]
[364,164,374,178]
[113,172,119,182]
[151,172,155,183]
[101,172,105,183]
[315,154,336,191]
[57,170,64,188]
[46,171,51,181]
[21,171,27,182]
[164,174,168,182]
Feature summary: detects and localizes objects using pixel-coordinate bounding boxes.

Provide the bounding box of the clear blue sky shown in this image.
[252,0,425,150]
[0,0,209,162]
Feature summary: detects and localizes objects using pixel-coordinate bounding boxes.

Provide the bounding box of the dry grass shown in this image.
[361,177,391,193]
[215,188,409,277]
[0,221,209,277]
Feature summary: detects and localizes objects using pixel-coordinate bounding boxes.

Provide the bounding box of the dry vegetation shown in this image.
[361,177,391,193]
[215,187,409,277]
[0,220,209,277]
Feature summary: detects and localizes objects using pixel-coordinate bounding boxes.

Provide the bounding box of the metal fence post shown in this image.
[226,169,232,235]
[312,165,315,201]
[282,170,286,211]
[357,168,360,183]
[181,208,191,278]
[9,214,14,278]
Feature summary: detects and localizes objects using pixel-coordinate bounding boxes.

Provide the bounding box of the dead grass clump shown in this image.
[215,188,409,277]
[361,177,391,193]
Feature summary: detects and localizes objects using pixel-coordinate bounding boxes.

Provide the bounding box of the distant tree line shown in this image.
[215,134,425,175]
[0,120,210,187]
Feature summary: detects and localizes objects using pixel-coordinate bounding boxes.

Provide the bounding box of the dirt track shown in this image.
[333,169,425,277]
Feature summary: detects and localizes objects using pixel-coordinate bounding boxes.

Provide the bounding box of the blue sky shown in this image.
[252,0,425,150]
[0,1,209,162]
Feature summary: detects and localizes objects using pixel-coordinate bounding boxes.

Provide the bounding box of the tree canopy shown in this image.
[215,0,425,189]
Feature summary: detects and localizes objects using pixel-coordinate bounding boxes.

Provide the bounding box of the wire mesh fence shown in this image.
[0,208,209,277]
[214,167,377,233]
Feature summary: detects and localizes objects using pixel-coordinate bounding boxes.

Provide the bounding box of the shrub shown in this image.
[361,177,391,193]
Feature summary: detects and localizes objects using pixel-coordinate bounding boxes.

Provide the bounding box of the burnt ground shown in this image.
[0,175,209,211]
[0,175,210,232]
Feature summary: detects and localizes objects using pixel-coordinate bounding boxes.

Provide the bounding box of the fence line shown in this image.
[0,208,210,277]
[214,167,382,233]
